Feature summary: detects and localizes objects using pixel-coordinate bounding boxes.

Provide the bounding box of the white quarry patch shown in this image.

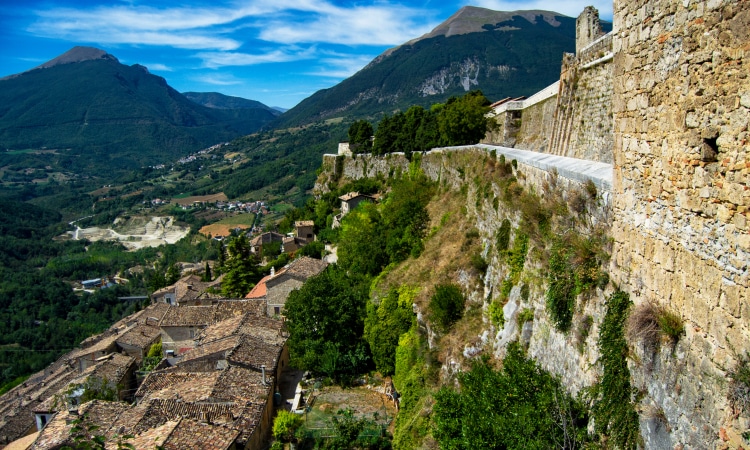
[61,216,190,251]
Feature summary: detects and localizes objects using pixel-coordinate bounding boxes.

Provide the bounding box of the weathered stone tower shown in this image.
[576,6,604,54]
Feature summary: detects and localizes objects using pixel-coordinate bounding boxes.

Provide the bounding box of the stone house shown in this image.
[249,231,285,254]
[115,323,162,362]
[294,220,315,242]
[29,399,242,450]
[332,192,378,228]
[282,236,305,254]
[158,306,215,354]
[245,257,328,316]
[150,274,224,306]
[31,353,136,433]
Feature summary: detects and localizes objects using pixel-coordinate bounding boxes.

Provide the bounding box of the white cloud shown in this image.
[257,4,437,46]
[197,46,318,68]
[145,63,173,72]
[304,54,378,79]
[465,0,613,20]
[193,74,243,86]
[27,0,439,50]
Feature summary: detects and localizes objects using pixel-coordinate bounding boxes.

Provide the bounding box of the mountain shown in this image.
[0,47,278,176]
[183,91,280,114]
[276,7,580,127]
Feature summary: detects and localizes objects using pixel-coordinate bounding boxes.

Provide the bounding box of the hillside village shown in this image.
[0,255,327,449]
[0,0,748,449]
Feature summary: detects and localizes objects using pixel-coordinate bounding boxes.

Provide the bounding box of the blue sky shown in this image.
[0,0,612,109]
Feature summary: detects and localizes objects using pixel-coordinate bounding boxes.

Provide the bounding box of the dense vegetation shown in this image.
[433,343,591,449]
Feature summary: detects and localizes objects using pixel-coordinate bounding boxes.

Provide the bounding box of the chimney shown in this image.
[261,365,267,385]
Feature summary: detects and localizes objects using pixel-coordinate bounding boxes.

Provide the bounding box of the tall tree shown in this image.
[221,234,261,297]
[337,202,388,276]
[364,287,415,376]
[284,266,371,378]
[348,120,374,154]
[437,90,491,146]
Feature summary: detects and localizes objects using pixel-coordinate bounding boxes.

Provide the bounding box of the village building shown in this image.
[31,352,137,431]
[158,306,215,354]
[150,273,223,306]
[0,299,283,449]
[294,220,315,242]
[332,192,378,228]
[115,324,162,362]
[249,232,285,254]
[245,257,328,316]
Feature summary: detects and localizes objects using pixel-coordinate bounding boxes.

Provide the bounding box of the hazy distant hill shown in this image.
[0,47,278,175]
[183,91,281,115]
[276,7,580,127]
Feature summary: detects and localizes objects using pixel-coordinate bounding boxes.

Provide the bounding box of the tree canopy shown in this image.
[284,266,371,380]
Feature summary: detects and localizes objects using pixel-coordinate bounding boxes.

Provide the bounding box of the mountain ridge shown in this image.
[0,48,279,176]
[274,9,578,127]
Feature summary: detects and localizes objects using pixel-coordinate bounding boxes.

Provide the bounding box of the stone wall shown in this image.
[611,0,750,447]
[486,7,614,164]
[514,96,557,152]
[547,43,614,163]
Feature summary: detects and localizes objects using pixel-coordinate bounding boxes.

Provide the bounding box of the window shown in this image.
[274,307,280,315]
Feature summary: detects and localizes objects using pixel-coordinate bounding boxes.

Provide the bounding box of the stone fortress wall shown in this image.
[319,2,749,447]
[610,0,750,447]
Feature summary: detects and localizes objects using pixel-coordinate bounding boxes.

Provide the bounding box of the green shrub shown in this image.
[516,308,534,328]
[584,179,597,198]
[488,301,505,328]
[575,315,594,353]
[433,343,592,449]
[470,252,488,274]
[627,302,683,352]
[273,410,304,443]
[590,290,640,449]
[656,308,683,343]
[429,283,465,332]
[500,278,514,300]
[520,283,530,302]
[496,219,511,252]
[546,242,576,332]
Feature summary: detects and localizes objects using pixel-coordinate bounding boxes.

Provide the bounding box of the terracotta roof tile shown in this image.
[161,418,239,450]
[244,274,270,299]
[159,306,215,327]
[213,299,265,322]
[116,324,161,349]
[284,256,328,279]
[135,372,221,402]
[127,420,178,449]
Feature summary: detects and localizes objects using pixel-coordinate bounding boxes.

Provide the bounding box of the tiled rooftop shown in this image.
[244,274,271,299]
[159,418,240,450]
[2,296,286,449]
[198,313,284,345]
[159,306,215,327]
[135,371,221,402]
[137,302,171,326]
[283,256,328,279]
[213,299,265,322]
[116,324,161,349]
